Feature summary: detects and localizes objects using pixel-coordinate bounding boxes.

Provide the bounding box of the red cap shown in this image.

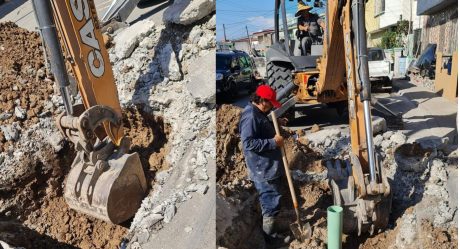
[255,85,281,108]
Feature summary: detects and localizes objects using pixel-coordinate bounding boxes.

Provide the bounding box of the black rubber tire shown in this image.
[327,101,349,123]
[266,61,293,103]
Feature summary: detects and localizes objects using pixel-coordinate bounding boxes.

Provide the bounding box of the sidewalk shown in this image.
[376,79,458,147]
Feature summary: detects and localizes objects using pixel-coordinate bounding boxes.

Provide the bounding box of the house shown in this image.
[232,38,251,54]
[365,0,415,47]
[251,29,275,56]
[417,0,457,55]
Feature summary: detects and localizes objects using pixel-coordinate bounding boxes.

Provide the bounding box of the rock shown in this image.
[324,138,332,147]
[194,168,209,181]
[196,183,208,195]
[205,14,216,30]
[155,170,170,184]
[372,116,387,134]
[184,226,193,233]
[14,106,26,120]
[374,134,383,146]
[0,124,20,141]
[380,139,392,151]
[136,229,150,244]
[390,132,406,146]
[186,183,198,192]
[113,20,155,59]
[163,0,215,25]
[310,124,320,133]
[383,131,394,139]
[395,213,417,247]
[36,68,46,79]
[163,203,176,223]
[304,128,341,146]
[0,154,4,165]
[429,159,448,184]
[159,43,182,81]
[0,112,12,121]
[186,51,215,104]
[130,242,141,249]
[0,240,17,249]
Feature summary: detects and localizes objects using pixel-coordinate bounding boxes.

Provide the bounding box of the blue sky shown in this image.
[216,0,325,41]
[216,0,298,41]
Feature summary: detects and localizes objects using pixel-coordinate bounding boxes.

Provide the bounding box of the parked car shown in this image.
[216,50,259,100]
[368,47,393,90]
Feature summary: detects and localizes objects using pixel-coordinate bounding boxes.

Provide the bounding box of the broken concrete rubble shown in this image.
[163,0,216,25]
[158,43,182,81]
[113,20,156,60]
[186,51,216,104]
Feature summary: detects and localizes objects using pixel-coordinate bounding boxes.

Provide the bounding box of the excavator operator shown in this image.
[296,1,324,55]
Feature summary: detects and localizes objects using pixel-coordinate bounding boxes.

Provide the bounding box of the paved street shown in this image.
[0,0,170,31]
[224,79,458,147]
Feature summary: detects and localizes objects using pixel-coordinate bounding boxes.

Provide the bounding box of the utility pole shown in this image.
[223,24,227,42]
[409,0,412,35]
[245,25,252,55]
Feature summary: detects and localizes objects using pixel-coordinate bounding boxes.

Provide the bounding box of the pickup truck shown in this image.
[368,47,393,90]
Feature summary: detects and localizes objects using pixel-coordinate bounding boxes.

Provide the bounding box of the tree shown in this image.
[381,20,410,49]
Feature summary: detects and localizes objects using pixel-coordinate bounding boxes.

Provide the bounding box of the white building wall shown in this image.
[379,0,404,27]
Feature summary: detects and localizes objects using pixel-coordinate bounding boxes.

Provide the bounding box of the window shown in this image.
[374,0,385,16]
[368,49,385,61]
[239,55,250,68]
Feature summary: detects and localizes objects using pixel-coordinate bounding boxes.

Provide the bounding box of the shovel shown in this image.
[271,111,312,242]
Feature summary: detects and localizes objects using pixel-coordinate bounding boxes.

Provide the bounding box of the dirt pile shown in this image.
[0,23,171,248]
[216,103,324,249]
[0,22,54,152]
[216,105,245,188]
[216,100,457,249]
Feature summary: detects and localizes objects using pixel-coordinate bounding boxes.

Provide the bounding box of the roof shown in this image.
[252,29,275,35]
[232,37,250,43]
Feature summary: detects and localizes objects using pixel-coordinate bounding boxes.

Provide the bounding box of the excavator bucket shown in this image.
[56,105,148,224]
[64,150,147,224]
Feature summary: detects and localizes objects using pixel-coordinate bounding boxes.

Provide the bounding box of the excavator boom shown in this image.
[32,0,147,224]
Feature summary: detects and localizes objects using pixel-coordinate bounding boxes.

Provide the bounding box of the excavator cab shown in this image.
[267,0,392,236]
[32,0,147,224]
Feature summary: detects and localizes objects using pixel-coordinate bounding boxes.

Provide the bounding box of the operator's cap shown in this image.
[295,1,313,17]
[256,85,281,108]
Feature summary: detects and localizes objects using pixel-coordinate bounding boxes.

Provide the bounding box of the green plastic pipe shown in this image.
[327,205,343,249]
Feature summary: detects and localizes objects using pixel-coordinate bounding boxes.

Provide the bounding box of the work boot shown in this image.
[263,216,289,249]
[263,216,276,235]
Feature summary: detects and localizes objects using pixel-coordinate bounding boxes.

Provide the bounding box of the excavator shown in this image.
[31,0,147,224]
[266,0,392,235]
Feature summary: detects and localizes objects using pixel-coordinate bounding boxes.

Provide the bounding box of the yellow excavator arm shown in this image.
[51,0,123,145]
[32,0,147,224]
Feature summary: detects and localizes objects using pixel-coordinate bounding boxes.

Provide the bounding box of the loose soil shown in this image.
[0,22,54,152]
[216,103,458,249]
[0,22,171,248]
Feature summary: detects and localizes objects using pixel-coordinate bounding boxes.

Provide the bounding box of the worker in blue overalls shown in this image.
[239,85,288,247]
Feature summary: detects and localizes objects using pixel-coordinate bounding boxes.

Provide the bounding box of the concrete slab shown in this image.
[0,0,170,31]
[377,79,457,146]
[141,160,216,249]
